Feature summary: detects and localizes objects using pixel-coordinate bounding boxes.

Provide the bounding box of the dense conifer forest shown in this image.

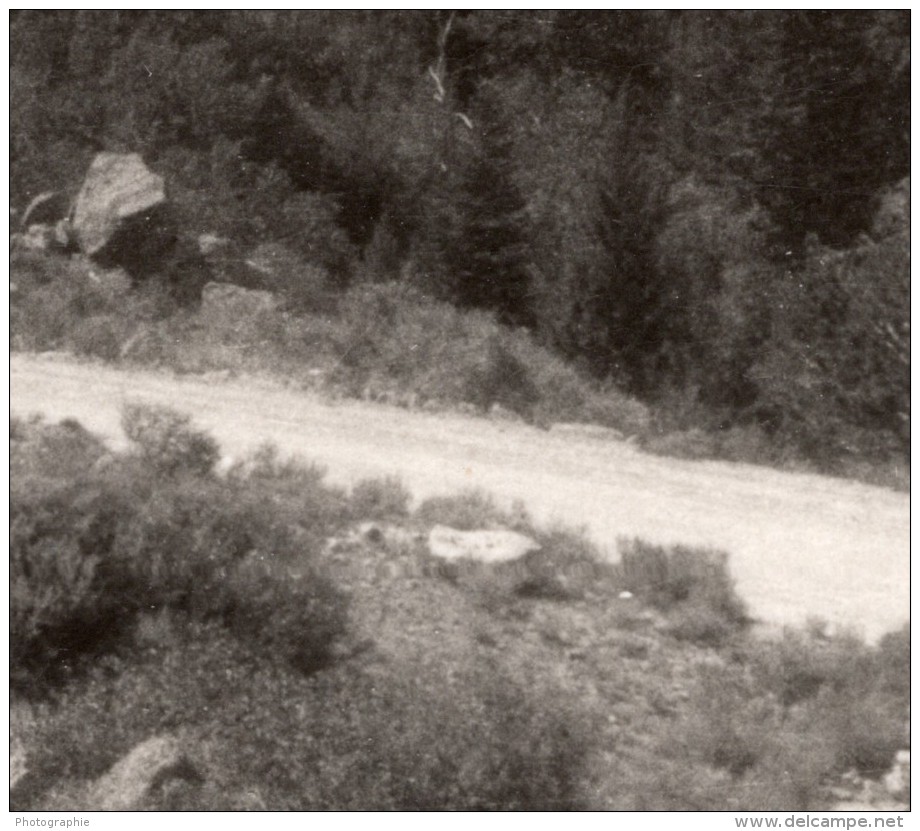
[10,11,909,471]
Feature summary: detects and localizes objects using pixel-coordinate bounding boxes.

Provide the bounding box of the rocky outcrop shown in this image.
[428,525,540,564]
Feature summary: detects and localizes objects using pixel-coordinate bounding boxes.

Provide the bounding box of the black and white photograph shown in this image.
[8,10,910,815]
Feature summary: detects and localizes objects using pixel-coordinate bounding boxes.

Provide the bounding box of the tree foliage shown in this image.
[10,10,909,465]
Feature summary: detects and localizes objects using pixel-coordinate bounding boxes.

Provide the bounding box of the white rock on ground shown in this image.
[428,525,540,563]
[883,749,910,797]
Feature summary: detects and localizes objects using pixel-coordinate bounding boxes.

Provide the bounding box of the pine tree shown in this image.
[442,100,533,326]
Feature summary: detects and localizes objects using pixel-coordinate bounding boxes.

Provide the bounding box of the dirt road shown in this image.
[10,353,909,642]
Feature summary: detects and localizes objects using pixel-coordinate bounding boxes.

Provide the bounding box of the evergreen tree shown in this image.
[439,98,533,326]
[760,11,909,246]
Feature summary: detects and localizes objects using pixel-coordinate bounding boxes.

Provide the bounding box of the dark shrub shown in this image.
[619,539,748,643]
[11,417,348,694]
[508,525,617,601]
[14,625,596,810]
[121,402,220,477]
[874,623,910,700]
[415,489,512,531]
[350,476,412,520]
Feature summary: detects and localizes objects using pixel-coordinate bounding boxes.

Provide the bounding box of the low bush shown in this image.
[618,539,748,643]
[10,251,155,356]
[350,476,412,520]
[820,689,907,777]
[328,282,650,431]
[10,492,105,685]
[743,627,908,777]
[874,623,910,699]
[415,489,517,531]
[748,628,871,706]
[646,625,910,809]
[508,525,618,601]
[11,414,349,695]
[224,444,350,549]
[122,402,220,477]
[649,666,835,810]
[15,619,597,811]
[11,416,108,483]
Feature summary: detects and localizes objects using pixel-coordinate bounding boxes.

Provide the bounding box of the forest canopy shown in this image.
[10,10,910,467]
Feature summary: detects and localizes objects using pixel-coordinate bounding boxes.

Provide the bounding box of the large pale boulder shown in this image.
[428,525,540,564]
[72,153,167,258]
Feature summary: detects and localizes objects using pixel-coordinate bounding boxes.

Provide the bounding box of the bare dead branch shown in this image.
[428,11,456,104]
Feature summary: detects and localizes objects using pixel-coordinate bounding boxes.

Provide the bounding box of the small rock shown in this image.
[53,218,73,248]
[883,750,910,797]
[197,233,231,257]
[12,224,58,252]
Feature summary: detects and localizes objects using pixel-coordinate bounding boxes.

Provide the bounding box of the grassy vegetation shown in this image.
[11,249,907,489]
[619,539,750,646]
[10,409,909,810]
[10,251,650,433]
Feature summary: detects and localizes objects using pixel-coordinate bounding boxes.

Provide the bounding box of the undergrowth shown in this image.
[11,408,349,693]
[10,251,649,432]
[619,538,750,645]
[9,412,909,811]
[11,249,908,488]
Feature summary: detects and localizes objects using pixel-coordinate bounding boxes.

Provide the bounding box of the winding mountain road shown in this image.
[10,353,910,642]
